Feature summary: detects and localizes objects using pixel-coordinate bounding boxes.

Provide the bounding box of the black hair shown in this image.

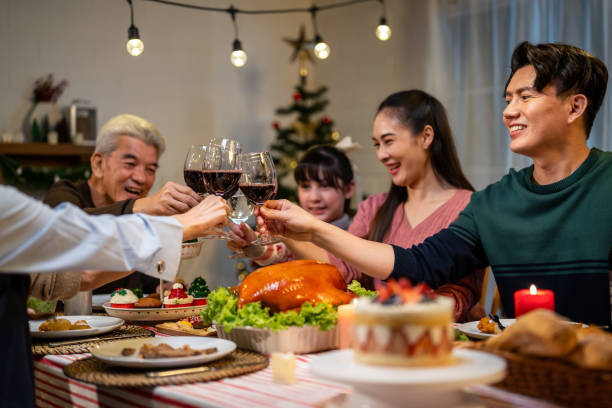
[366,90,474,243]
[506,41,608,137]
[294,145,354,213]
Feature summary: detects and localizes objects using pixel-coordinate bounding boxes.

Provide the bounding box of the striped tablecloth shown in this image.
[34,327,560,408]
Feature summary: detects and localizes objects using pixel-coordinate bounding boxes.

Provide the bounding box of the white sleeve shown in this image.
[0,186,181,281]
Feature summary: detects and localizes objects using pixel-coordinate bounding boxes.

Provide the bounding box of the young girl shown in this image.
[228,145,355,265]
[275,90,484,322]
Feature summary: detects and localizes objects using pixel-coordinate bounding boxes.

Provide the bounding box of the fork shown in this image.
[488,313,505,331]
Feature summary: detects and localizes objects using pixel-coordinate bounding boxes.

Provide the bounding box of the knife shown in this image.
[49,334,147,347]
[146,361,264,378]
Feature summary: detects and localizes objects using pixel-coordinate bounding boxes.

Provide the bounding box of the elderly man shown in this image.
[34,114,202,298]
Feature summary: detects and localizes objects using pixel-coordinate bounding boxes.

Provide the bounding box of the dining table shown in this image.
[32,324,562,408]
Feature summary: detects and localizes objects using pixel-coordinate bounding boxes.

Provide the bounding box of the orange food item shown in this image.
[238,260,356,312]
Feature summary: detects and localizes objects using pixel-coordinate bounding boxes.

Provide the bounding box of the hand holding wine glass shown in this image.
[239,151,279,246]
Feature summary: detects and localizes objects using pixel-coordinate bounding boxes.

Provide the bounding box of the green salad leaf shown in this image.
[201,287,338,332]
[347,280,378,297]
[454,328,469,341]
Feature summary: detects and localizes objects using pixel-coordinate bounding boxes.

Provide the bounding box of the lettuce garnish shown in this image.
[201,287,337,332]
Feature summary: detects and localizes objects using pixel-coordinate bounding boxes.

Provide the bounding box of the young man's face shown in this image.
[503,65,570,157]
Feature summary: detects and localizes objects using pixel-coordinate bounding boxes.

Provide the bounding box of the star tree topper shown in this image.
[283,25,315,77]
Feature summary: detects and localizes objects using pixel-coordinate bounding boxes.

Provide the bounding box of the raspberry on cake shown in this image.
[163,283,194,308]
[110,288,138,309]
[352,279,455,367]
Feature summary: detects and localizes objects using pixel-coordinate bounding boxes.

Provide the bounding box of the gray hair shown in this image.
[95,114,166,157]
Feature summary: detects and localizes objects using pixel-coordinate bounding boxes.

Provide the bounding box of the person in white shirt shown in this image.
[0,185,228,407]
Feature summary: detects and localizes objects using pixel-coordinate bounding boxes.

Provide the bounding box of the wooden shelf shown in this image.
[0,143,94,167]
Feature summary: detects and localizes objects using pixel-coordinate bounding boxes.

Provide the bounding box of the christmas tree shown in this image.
[270,55,339,202]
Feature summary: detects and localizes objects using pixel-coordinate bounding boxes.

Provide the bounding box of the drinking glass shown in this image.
[183,145,207,196]
[201,138,242,239]
[239,151,279,246]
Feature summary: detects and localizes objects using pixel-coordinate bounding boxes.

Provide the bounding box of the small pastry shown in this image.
[163,283,193,308]
[110,288,138,309]
[188,276,210,306]
[135,296,163,308]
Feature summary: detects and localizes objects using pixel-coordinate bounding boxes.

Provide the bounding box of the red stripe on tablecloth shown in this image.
[95,388,150,408]
[35,364,99,393]
[166,382,275,408]
[36,375,98,405]
[36,393,67,408]
[128,387,204,408]
[35,384,89,408]
[214,381,313,407]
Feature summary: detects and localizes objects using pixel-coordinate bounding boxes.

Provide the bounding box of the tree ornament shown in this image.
[293,92,302,101]
[272,121,280,129]
[322,116,331,124]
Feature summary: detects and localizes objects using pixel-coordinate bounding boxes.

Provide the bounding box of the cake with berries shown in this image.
[163,283,194,308]
[110,288,138,309]
[352,279,455,366]
[188,276,210,306]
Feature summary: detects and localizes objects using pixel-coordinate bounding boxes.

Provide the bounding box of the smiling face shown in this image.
[297,174,350,223]
[503,65,571,157]
[96,135,159,203]
[372,110,430,188]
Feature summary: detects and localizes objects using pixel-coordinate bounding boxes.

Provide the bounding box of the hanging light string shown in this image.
[125,0,391,61]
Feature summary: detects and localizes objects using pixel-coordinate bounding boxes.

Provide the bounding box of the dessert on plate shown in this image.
[188,276,210,306]
[110,288,139,308]
[353,279,455,367]
[163,283,193,308]
[135,293,163,308]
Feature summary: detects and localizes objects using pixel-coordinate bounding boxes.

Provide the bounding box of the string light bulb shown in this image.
[313,35,330,59]
[376,17,391,41]
[125,0,143,56]
[231,39,247,67]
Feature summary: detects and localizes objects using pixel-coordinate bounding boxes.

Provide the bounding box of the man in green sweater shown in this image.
[256,41,612,326]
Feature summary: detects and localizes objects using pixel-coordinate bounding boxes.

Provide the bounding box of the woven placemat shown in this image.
[63,349,268,387]
[32,325,154,356]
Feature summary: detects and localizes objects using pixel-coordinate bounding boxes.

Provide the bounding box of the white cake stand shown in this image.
[310,349,506,407]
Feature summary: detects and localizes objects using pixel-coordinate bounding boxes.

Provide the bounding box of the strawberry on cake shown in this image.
[110,288,138,308]
[163,283,193,308]
[353,279,455,367]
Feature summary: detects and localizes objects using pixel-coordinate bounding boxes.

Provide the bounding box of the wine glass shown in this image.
[239,151,279,246]
[201,138,242,239]
[183,145,207,196]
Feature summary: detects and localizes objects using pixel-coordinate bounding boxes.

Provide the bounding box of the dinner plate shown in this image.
[455,319,516,339]
[91,336,236,368]
[29,315,124,339]
[103,302,206,322]
[310,349,506,406]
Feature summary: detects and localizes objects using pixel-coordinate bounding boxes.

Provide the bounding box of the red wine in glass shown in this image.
[183,170,206,195]
[239,183,276,206]
[202,169,242,197]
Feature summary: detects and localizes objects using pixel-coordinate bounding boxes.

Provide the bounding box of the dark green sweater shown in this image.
[392,148,612,325]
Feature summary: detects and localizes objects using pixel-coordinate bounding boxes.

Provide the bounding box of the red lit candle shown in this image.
[514,284,555,317]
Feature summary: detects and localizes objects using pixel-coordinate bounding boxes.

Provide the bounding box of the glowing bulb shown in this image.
[529,284,537,295]
[231,50,247,67]
[314,40,330,60]
[376,24,391,41]
[126,38,144,56]
[231,39,247,67]
[126,25,143,56]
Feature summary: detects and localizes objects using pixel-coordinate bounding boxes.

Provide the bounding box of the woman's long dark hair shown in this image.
[366,90,474,242]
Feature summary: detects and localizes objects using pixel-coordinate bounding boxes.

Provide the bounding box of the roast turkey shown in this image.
[238,259,356,312]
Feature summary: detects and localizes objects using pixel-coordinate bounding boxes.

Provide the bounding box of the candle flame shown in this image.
[529,284,537,295]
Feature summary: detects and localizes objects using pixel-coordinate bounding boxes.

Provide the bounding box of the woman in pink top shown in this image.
[284,90,484,321]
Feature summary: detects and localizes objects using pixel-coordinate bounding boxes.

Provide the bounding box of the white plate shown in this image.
[311,349,506,406]
[91,336,236,368]
[29,315,124,339]
[102,302,206,322]
[456,319,516,340]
